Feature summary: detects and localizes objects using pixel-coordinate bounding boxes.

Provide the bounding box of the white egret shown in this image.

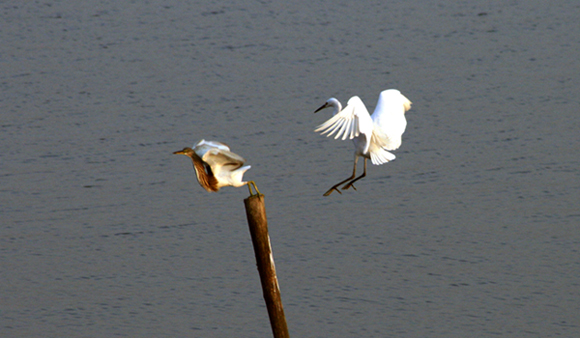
[173,139,260,195]
[314,89,412,196]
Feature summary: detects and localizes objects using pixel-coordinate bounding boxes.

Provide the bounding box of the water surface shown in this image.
[2,1,579,337]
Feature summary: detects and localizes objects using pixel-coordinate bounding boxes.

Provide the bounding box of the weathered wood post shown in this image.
[244,194,290,338]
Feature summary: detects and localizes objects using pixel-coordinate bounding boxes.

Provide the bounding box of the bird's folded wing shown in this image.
[314,96,373,140]
[203,149,246,169]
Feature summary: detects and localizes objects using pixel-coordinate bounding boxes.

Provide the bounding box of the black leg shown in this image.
[323,157,358,196]
[342,158,367,191]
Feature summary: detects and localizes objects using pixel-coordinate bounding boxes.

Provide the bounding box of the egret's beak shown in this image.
[314,102,329,113]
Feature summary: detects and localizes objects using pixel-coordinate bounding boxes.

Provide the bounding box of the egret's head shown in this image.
[173,147,194,156]
[314,97,340,113]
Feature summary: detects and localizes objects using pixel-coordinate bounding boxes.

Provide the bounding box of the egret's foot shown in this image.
[342,182,357,191]
[247,181,261,196]
[323,186,342,196]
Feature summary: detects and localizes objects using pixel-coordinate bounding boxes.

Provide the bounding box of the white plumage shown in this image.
[314,89,412,196]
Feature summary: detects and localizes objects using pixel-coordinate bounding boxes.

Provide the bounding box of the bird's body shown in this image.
[314,89,412,196]
[173,139,259,195]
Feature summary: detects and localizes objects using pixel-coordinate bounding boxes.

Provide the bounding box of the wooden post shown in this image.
[244,194,290,338]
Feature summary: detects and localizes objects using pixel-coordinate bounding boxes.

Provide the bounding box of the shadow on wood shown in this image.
[244,194,290,338]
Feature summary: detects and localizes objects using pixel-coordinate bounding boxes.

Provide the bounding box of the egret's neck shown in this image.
[328,98,342,115]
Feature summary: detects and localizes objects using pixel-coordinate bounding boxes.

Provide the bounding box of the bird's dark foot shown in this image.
[323,186,342,196]
[342,182,357,191]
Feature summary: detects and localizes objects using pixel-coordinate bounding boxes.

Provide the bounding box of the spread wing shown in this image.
[195,139,231,152]
[314,96,373,141]
[370,89,412,151]
[202,148,246,171]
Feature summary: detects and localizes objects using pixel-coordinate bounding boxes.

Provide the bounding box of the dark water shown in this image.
[2,1,579,337]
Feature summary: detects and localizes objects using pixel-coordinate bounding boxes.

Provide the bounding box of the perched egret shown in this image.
[173,139,260,195]
[314,89,412,196]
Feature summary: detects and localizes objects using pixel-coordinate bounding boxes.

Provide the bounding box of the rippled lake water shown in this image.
[2,1,579,337]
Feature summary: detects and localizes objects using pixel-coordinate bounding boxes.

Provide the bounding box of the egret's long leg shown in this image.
[342,158,367,191]
[323,156,358,196]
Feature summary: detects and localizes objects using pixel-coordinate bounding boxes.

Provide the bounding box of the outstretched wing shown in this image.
[202,148,246,171]
[370,89,412,151]
[314,96,374,141]
[195,139,231,152]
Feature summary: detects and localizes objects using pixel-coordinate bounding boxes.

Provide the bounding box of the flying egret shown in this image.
[173,139,260,195]
[314,89,412,196]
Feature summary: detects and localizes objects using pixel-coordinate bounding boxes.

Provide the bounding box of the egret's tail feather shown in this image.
[369,146,396,165]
